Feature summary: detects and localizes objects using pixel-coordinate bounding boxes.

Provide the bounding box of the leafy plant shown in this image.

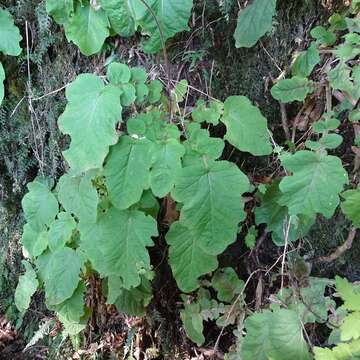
[45,0,194,55]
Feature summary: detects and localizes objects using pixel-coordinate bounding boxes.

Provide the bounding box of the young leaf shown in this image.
[0,8,22,56]
[80,208,158,289]
[340,312,360,341]
[221,96,272,156]
[241,309,311,360]
[107,62,131,84]
[292,42,320,78]
[211,268,244,303]
[15,261,39,313]
[0,62,4,105]
[278,151,348,218]
[335,276,360,311]
[22,180,58,233]
[44,247,82,305]
[341,187,360,228]
[271,77,314,103]
[139,0,193,54]
[180,303,205,346]
[58,74,122,173]
[192,99,223,125]
[48,212,76,252]
[64,3,109,56]
[327,62,354,94]
[104,136,154,210]
[234,0,276,48]
[57,173,98,224]
[310,25,336,46]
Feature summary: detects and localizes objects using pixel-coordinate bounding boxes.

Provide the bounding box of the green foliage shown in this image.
[241,308,311,360]
[0,63,4,105]
[292,42,321,78]
[221,96,272,156]
[234,0,276,48]
[58,74,122,174]
[14,261,39,313]
[211,267,244,303]
[278,151,348,218]
[46,0,193,55]
[271,77,314,103]
[341,187,360,228]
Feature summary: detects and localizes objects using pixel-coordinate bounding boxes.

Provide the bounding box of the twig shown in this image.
[280,103,291,140]
[32,83,70,101]
[325,82,332,114]
[312,227,357,264]
[280,216,292,294]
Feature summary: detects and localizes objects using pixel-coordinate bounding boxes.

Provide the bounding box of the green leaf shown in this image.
[313,118,340,133]
[172,161,249,255]
[341,187,360,228]
[150,137,185,198]
[104,136,154,210]
[241,309,311,360]
[167,160,249,292]
[64,3,109,56]
[0,62,4,105]
[255,181,315,246]
[192,99,223,125]
[80,208,158,289]
[57,173,98,224]
[15,261,39,313]
[234,0,276,48]
[292,42,320,77]
[171,79,188,103]
[148,80,163,104]
[46,0,74,24]
[0,8,22,56]
[334,43,360,62]
[22,180,58,233]
[314,341,360,359]
[21,225,48,257]
[245,226,257,249]
[58,74,122,173]
[48,212,76,252]
[340,312,360,341]
[54,282,86,335]
[271,77,314,103]
[211,268,244,303]
[139,0,193,53]
[180,303,205,346]
[182,123,225,165]
[221,96,272,156]
[99,0,139,37]
[167,222,219,292]
[335,276,360,312]
[109,276,153,316]
[278,151,348,218]
[311,26,336,46]
[107,62,131,84]
[136,190,160,218]
[44,247,82,305]
[327,62,354,94]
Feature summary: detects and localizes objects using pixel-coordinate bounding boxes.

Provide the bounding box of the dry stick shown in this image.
[25,21,44,176]
[312,227,357,264]
[280,103,290,141]
[280,216,292,294]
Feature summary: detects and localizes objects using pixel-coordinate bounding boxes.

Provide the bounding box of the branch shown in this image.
[312,227,357,264]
